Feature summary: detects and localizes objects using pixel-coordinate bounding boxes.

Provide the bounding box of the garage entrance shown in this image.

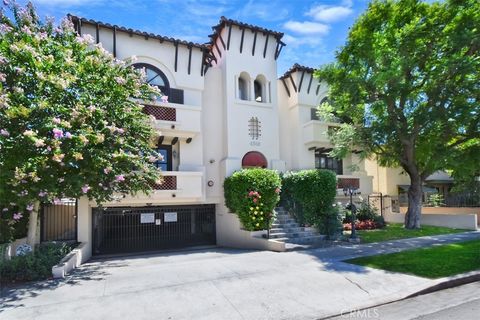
[92,205,216,255]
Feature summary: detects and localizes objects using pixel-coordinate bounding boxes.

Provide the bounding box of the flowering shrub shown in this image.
[343,220,378,231]
[0,2,162,242]
[224,169,281,231]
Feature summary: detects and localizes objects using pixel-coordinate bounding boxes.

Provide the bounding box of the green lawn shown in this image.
[346,240,480,279]
[356,223,467,243]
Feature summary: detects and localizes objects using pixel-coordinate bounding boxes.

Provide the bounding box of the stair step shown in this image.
[269,231,318,239]
[269,227,305,233]
[271,222,299,228]
[273,235,326,244]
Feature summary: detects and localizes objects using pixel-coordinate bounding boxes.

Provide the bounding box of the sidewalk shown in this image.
[1,231,479,320]
[304,230,480,261]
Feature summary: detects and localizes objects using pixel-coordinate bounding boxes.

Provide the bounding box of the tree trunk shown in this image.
[404,176,423,229]
[26,201,40,250]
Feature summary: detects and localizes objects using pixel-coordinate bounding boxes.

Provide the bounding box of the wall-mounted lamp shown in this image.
[172,150,177,159]
[207,180,214,187]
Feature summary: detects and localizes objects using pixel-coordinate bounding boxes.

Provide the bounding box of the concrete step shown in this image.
[271,222,300,228]
[273,235,326,244]
[269,232,318,239]
[269,227,305,233]
[274,218,296,224]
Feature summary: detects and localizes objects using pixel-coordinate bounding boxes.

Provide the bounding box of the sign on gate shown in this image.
[164,212,178,222]
[140,213,155,224]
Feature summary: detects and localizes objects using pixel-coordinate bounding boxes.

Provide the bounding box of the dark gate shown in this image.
[41,199,78,242]
[92,205,216,255]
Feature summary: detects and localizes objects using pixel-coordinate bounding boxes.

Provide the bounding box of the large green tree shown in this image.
[315,0,480,229]
[0,2,162,243]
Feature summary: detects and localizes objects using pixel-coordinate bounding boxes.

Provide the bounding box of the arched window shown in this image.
[238,72,250,101]
[254,75,267,102]
[242,151,267,168]
[133,63,170,96]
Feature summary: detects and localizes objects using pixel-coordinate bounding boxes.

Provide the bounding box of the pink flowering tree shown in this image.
[0,2,162,244]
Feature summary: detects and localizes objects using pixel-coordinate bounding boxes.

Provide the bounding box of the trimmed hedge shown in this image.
[224,168,281,231]
[281,170,341,238]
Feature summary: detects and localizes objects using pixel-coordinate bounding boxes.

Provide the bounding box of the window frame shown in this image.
[133,63,171,97]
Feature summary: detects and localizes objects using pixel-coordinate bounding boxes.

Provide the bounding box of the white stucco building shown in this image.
[65,15,373,259]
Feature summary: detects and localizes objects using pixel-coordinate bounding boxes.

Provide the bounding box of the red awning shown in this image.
[242,151,267,168]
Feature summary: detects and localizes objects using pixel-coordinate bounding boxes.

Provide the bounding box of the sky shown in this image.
[20,0,370,76]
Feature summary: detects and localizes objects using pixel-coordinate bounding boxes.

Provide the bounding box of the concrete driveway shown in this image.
[0,245,439,320]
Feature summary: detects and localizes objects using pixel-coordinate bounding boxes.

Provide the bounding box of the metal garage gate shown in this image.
[92,205,216,255]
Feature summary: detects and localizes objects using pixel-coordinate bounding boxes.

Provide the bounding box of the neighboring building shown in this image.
[61,16,373,259]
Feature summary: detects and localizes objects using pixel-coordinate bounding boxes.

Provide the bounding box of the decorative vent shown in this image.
[151,175,177,190]
[169,88,184,105]
[143,105,176,121]
[248,117,261,140]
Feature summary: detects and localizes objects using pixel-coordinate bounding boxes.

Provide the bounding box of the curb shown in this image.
[319,271,480,320]
[405,270,480,298]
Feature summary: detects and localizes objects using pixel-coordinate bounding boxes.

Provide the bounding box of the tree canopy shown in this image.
[0,2,162,241]
[315,0,480,228]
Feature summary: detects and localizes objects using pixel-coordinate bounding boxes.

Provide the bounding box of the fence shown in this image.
[41,199,77,242]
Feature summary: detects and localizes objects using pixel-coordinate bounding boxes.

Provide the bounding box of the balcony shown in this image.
[144,103,201,138]
[106,171,204,205]
[302,120,337,148]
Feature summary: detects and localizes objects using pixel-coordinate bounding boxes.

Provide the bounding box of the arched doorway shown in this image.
[242,151,267,168]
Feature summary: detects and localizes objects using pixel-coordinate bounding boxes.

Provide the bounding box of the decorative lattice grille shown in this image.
[143,105,176,121]
[248,117,261,140]
[151,175,177,190]
[337,178,360,190]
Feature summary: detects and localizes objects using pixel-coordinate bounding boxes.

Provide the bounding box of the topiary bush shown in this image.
[281,170,339,238]
[224,168,281,231]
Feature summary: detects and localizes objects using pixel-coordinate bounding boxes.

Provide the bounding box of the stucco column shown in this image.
[77,196,92,261]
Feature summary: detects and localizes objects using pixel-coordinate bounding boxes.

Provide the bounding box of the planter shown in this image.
[52,242,89,279]
[249,230,267,239]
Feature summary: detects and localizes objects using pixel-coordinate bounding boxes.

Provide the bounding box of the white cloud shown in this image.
[283,21,330,35]
[306,4,353,23]
[237,0,289,22]
[283,34,323,47]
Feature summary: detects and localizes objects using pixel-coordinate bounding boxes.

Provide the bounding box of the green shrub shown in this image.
[317,205,343,239]
[0,242,72,283]
[356,201,379,221]
[224,168,281,231]
[428,193,445,207]
[282,170,337,225]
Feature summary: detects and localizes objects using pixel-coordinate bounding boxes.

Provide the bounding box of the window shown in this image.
[133,63,170,96]
[254,75,267,103]
[315,150,343,174]
[254,80,262,102]
[238,72,250,101]
[155,145,172,171]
